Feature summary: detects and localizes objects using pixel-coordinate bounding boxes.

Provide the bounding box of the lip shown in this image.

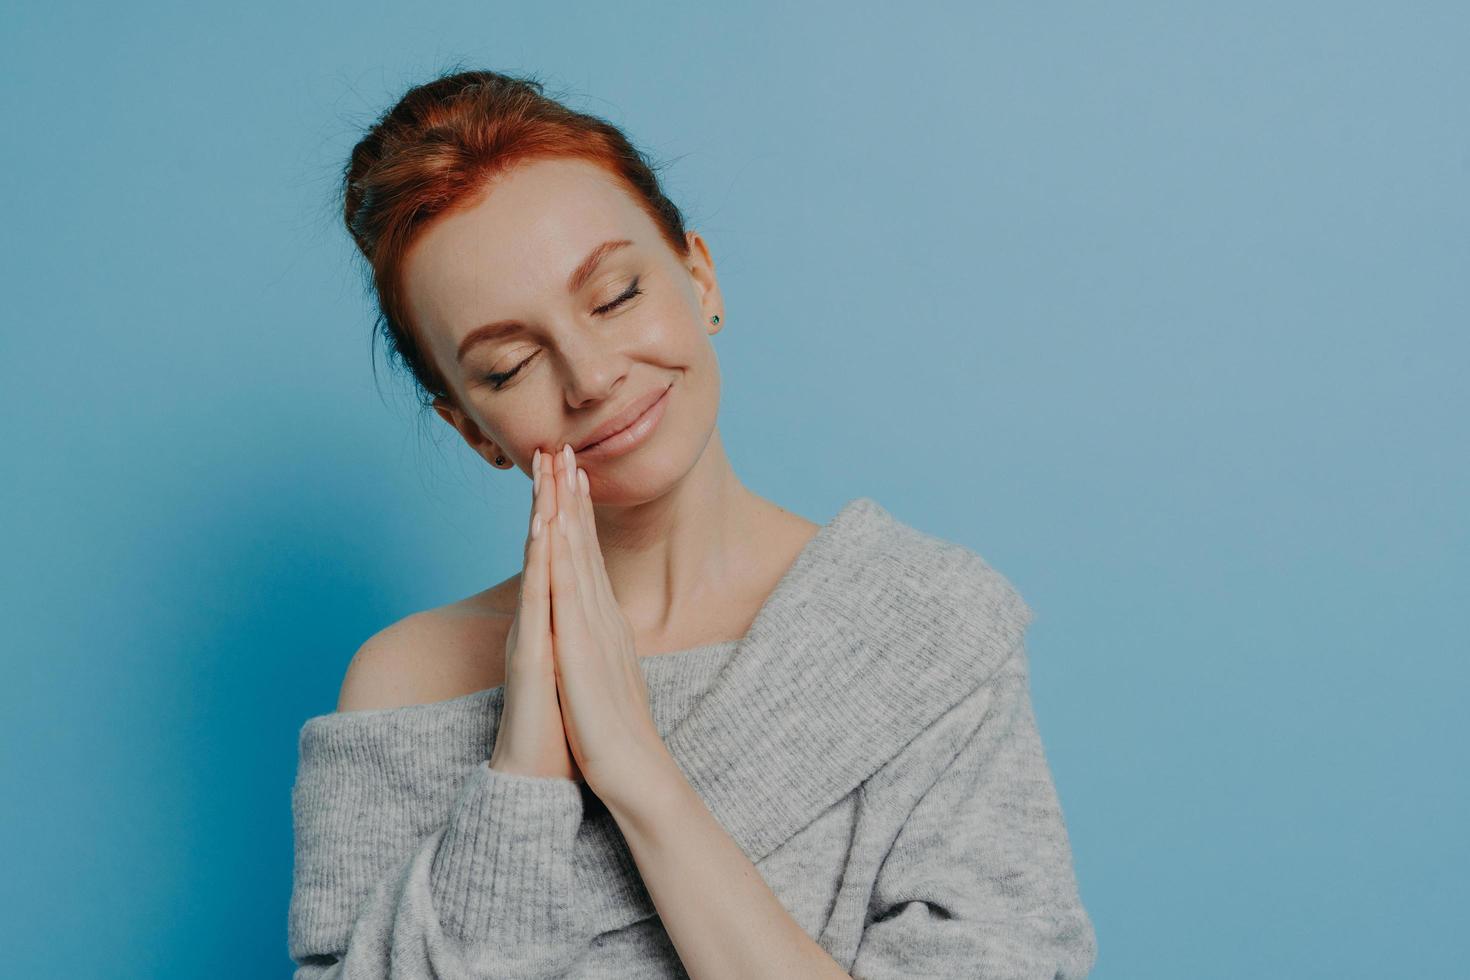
[576,382,672,458]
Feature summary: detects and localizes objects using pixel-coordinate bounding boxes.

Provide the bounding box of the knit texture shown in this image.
[288,496,1097,978]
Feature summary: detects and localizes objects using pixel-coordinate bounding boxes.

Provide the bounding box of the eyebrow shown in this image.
[455,238,634,363]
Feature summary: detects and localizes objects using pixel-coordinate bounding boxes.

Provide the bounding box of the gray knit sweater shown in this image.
[288,496,1097,978]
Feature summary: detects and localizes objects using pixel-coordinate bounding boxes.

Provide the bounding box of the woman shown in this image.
[289,69,1097,979]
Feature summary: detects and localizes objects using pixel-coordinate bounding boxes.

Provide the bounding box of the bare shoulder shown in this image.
[334,575,521,712]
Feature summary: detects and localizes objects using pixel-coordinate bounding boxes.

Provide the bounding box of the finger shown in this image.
[518,449,552,657]
[575,465,620,619]
[548,477,590,659]
[548,445,575,595]
[575,465,596,539]
[556,451,601,615]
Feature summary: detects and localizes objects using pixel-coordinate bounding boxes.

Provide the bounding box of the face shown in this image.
[402,156,725,503]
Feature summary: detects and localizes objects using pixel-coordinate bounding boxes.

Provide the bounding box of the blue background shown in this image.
[2,2,1465,977]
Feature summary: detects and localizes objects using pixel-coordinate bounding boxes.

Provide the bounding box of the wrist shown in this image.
[599,747,690,835]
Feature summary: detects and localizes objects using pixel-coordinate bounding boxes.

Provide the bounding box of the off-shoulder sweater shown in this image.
[288,496,1098,978]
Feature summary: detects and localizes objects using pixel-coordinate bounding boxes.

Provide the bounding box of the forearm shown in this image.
[605,759,851,980]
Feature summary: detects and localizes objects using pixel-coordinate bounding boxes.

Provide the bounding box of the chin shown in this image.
[585,419,715,507]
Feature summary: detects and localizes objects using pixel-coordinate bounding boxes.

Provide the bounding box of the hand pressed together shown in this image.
[493,442,673,814]
[544,443,673,811]
[488,445,581,783]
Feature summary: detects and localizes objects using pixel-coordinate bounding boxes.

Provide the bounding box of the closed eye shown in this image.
[483,276,643,390]
[593,276,642,315]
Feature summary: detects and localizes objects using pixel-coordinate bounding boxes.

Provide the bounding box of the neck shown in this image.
[588,429,776,644]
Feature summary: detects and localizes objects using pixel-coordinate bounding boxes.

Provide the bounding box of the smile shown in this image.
[578,382,673,459]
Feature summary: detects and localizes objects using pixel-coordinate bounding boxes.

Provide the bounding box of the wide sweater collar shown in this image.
[297,496,1033,939]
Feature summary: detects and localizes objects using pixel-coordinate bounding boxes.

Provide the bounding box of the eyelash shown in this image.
[483,277,644,391]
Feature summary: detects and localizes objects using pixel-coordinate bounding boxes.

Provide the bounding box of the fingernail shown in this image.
[531,513,542,539]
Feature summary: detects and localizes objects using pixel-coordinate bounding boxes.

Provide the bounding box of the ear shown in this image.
[432,396,509,467]
[683,230,725,336]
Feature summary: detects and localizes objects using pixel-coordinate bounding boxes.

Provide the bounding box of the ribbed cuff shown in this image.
[428,761,585,947]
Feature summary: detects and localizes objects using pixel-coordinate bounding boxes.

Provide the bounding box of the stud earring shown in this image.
[710,314,720,325]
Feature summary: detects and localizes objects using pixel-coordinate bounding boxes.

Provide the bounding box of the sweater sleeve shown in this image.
[849,642,1098,980]
[289,753,592,980]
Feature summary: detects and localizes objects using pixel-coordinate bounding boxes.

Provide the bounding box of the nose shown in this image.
[556,334,625,410]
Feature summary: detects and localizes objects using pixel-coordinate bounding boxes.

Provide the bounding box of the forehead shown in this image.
[402,157,649,341]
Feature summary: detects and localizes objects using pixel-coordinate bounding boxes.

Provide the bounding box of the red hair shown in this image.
[340,68,692,409]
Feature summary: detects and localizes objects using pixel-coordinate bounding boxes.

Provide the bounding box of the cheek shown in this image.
[482,409,550,457]
[672,350,722,432]
[649,302,716,363]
